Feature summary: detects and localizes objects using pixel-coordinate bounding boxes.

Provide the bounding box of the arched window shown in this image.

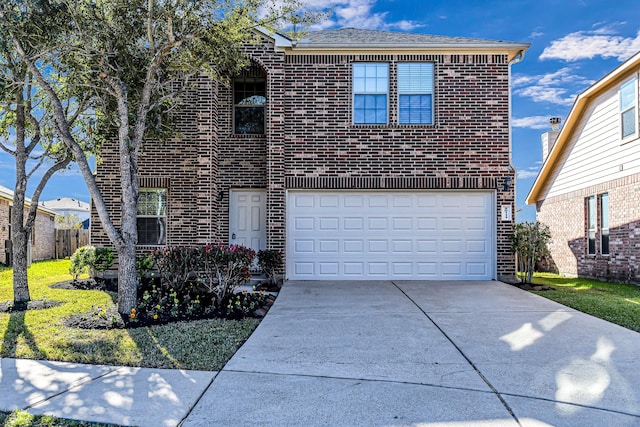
[234,65,266,134]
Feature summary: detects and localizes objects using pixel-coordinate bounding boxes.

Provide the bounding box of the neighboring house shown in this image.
[0,184,57,265]
[526,51,640,283]
[41,197,91,229]
[91,28,530,282]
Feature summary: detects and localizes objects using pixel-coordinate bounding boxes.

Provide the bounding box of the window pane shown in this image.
[601,193,609,255]
[588,231,596,255]
[587,196,596,229]
[622,108,636,138]
[354,94,386,124]
[235,107,265,134]
[137,218,166,245]
[234,78,266,134]
[138,189,167,216]
[600,194,609,229]
[399,94,432,124]
[621,79,635,110]
[601,230,609,255]
[398,63,434,93]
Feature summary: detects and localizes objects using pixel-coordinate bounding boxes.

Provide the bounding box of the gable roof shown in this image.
[40,197,90,212]
[268,27,529,61]
[526,50,640,205]
[0,184,57,217]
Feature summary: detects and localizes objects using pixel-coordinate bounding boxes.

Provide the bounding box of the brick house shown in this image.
[91,28,529,282]
[526,51,640,282]
[0,184,57,265]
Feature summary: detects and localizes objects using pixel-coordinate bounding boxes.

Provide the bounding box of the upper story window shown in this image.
[137,188,167,245]
[620,77,637,140]
[353,63,388,124]
[398,63,434,124]
[234,65,266,135]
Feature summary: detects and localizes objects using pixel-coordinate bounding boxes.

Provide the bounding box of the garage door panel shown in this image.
[287,191,494,280]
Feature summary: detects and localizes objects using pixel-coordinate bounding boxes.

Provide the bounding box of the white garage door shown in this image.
[286,191,495,280]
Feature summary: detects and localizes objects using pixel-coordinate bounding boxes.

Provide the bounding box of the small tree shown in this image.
[510,221,551,284]
[5,0,318,315]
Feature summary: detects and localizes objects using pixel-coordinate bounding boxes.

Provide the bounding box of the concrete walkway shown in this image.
[1,280,639,426]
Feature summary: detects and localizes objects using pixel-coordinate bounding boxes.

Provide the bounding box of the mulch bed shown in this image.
[0,299,62,313]
[509,282,555,291]
[50,278,118,293]
[63,293,277,330]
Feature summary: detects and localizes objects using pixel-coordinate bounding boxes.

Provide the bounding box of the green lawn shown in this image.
[531,272,640,333]
[0,410,121,427]
[0,259,260,370]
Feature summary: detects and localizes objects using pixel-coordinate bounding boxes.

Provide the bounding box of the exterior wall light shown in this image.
[502,177,512,191]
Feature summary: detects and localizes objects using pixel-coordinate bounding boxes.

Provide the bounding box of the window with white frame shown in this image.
[587,195,596,255]
[137,188,167,245]
[398,63,434,124]
[353,63,388,124]
[600,193,609,255]
[620,77,637,140]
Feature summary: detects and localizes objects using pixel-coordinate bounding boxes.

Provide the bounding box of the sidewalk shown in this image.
[1,280,640,426]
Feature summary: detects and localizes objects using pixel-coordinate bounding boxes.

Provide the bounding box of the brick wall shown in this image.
[90,38,517,280]
[32,210,55,260]
[0,199,55,263]
[537,172,640,282]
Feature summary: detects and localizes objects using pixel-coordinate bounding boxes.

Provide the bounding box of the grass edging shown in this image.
[530,272,640,333]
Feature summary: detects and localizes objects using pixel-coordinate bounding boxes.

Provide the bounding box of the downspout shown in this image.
[508,50,526,219]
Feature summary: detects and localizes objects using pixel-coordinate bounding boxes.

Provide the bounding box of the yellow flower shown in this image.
[156,305,161,310]
[129,313,135,319]
[131,308,136,314]
[153,314,158,320]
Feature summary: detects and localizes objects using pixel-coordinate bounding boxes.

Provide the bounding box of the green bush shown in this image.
[257,249,283,285]
[510,222,551,284]
[69,246,114,279]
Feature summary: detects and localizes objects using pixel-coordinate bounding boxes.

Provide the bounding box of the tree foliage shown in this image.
[3,0,318,314]
[510,221,551,284]
[0,0,100,305]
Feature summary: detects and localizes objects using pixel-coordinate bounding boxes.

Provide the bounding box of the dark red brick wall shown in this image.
[537,172,640,283]
[91,39,517,279]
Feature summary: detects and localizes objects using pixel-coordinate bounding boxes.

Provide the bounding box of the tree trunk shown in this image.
[117,243,138,315]
[12,230,30,308]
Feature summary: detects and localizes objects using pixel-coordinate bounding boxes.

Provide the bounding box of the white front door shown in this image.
[229,189,267,252]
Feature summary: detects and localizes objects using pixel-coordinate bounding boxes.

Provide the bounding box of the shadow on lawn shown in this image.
[0,310,42,358]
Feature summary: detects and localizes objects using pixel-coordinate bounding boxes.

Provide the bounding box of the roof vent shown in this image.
[550,117,561,131]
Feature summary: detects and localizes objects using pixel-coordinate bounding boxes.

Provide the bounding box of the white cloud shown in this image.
[302,0,423,31]
[512,67,592,106]
[540,28,640,62]
[517,168,540,179]
[515,85,576,106]
[512,116,556,130]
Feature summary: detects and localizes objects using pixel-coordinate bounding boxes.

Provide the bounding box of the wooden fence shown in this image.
[54,229,89,259]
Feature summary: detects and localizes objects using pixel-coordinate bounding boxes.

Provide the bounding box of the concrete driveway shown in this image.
[184,280,640,427]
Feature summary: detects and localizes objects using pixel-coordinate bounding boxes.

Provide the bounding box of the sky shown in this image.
[1,0,640,221]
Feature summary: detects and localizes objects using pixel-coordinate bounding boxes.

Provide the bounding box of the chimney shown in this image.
[542,117,561,161]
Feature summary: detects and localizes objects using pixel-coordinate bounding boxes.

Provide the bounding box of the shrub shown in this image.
[510,222,551,284]
[151,246,202,292]
[151,243,256,307]
[257,249,283,285]
[69,246,114,279]
[203,243,256,306]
